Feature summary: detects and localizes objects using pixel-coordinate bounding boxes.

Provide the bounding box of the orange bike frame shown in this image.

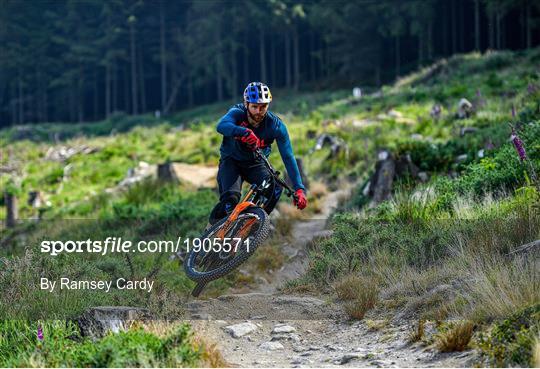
[215,187,256,239]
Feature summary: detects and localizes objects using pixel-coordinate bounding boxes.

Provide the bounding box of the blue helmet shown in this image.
[243,82,272,104]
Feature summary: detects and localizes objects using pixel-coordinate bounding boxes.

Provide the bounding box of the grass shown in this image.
[335,274,380,320]
[365,319,389,331]
[533,337,540,368]
[408,319,426,343]
[436,320,475,352]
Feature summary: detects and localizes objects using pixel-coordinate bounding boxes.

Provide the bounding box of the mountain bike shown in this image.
[183,148,298,297]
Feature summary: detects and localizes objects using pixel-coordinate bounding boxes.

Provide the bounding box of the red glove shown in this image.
[293,189,307,210]
[239,128,260,150]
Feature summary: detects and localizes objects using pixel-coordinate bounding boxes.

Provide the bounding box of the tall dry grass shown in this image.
[436,320,475,352]
[334,274,380,319]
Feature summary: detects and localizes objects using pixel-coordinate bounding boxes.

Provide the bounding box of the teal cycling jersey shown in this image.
[216,103,305,191]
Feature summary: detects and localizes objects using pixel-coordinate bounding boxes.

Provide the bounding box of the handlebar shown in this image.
[253,148,297,201]
[234,136,298,201]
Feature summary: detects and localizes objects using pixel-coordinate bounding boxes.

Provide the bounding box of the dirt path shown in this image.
[186,184,477,368]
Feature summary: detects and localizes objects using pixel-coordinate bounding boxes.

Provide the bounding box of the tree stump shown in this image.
[157,162,179,183]
[285,158,310,190]
[395,154,419,179]
[368,152,395,205]
[77,306,153,338]
[4,191,18,228]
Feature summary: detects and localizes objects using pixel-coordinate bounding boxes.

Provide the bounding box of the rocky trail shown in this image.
[185,185,477,368]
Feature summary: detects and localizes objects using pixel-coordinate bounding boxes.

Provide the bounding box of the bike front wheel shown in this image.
[183,206,270,284]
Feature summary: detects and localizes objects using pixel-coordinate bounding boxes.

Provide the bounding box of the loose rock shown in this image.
[336,353,361,365]
[223,322,258,338]
[272,324,297,334]
[259,341,285,351]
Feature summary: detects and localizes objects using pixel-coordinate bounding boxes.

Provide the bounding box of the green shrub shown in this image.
[0,320,201,367]
[477,304,540,367]
[432,122,540,198]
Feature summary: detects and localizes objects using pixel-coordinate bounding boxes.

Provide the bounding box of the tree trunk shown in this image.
[43,75,48,122]
[458,0,465,52]
[285,32,291,87]
[216,71,223,101]
[34,68,39,122]
[78,64,84,123]
[229,43,238,99]
[170,29,178,111]
[105,60,111,118]
[496,9,501,50]
[5,191,18,228]
[188,76,194,107]
[93,69,98,120]
[417,30,424,68]
[488,10,495,49]
[69,79,75,122]
[293,28,300,91]
[501,10,506,49]
[36,68,43,122]
[474,0,480,51]
[325,40,331,78]
[124,66,130,113]
[451,0,457,53]
[138,46,146,113]
[526,3,532,49]
[309,32,315,82]
[10,83,16,125]
[442,1,449,55]
[270,36,277,87]
[395,35,400,78]
[112,58,118,112]
[243,32,249,85]
[129,19,138,115]
[215,36,223,101]
[427,21,433,61]
[160,3,167,113]
[18,74,23,124]
[259,29,267,82]
[520,2,525,49]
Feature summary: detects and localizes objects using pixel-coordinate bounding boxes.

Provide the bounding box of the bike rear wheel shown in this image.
[183,206,270,284]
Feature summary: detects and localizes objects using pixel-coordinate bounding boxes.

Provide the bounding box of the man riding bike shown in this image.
[207,82,307,228]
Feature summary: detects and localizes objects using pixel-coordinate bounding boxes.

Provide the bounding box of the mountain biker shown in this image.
[207,82,307,227]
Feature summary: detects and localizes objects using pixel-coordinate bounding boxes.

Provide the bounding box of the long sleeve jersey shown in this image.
[216,103,305,191]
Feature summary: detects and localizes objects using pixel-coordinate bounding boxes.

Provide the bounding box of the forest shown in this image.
[1,0,539,127]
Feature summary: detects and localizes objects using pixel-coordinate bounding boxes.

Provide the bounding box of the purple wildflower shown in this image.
[511,129,527,161]
[37,325,43,341]
[511,105,516,119]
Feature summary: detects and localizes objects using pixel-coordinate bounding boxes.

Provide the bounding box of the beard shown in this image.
[247,110,265,126]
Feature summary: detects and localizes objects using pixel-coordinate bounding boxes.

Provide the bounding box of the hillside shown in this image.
[1,48,540,367]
